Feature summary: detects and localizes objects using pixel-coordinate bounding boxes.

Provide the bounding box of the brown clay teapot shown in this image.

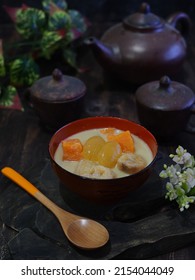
[85,2,191,84]
[135,76,195,140]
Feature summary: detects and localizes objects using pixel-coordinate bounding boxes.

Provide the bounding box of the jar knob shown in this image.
[159,76,171,89]
[52,68,63,81]
[139,2,150,14]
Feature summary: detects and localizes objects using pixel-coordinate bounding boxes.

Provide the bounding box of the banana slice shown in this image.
[117,152,147,174]
[75,159,116,179]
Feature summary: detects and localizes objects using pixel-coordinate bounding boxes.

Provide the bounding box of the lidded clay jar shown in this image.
[30,68,86,130]
[135,76,195,139]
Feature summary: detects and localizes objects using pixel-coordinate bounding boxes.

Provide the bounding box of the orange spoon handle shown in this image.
[1,166,67,216]
[1,167,38,196]
[1,166,80,224]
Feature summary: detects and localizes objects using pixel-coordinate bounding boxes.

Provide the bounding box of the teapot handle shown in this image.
[166,12,191,38]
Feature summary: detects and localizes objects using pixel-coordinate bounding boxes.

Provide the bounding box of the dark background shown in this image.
[0,0,195,25]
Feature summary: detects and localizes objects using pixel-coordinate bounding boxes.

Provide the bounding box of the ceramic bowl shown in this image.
[49,116,158,204]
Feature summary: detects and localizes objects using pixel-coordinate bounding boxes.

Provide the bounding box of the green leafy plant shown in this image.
[159,146,195,211]
[0,86,17,107]
[0,0,89,107]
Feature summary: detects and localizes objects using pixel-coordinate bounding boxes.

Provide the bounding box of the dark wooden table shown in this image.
[0,22,195,260]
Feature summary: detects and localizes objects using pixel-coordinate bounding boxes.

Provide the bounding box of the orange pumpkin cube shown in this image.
[107,130,135,153]
[100,127,115,135]
[62,138,83,161]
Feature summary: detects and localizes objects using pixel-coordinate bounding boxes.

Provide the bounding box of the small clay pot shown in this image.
[135,76,195,139]
[29,69,86,130]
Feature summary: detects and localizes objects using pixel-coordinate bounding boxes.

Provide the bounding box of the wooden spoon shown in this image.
[1,167,109,250]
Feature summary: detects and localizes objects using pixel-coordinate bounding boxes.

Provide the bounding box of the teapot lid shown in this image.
[123,2,163,30]
[135,76,195,111]
[31,68,86,102]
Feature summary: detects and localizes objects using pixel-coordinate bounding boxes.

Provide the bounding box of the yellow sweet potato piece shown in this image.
[62,138,83,161]
[107,130,135,153]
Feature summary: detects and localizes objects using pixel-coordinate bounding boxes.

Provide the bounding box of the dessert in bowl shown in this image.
[49,117,158,204]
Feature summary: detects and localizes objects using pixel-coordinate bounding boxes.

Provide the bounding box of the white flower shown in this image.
[160,146,195,211]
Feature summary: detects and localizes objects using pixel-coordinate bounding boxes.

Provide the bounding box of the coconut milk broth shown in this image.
[54,128,153,178]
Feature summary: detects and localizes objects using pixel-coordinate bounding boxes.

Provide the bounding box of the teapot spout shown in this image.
[84,37,121,66]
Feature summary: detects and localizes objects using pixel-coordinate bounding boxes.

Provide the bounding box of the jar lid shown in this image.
[135,76,195,111]
[31,68,86,102]
[123,2,163,31]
